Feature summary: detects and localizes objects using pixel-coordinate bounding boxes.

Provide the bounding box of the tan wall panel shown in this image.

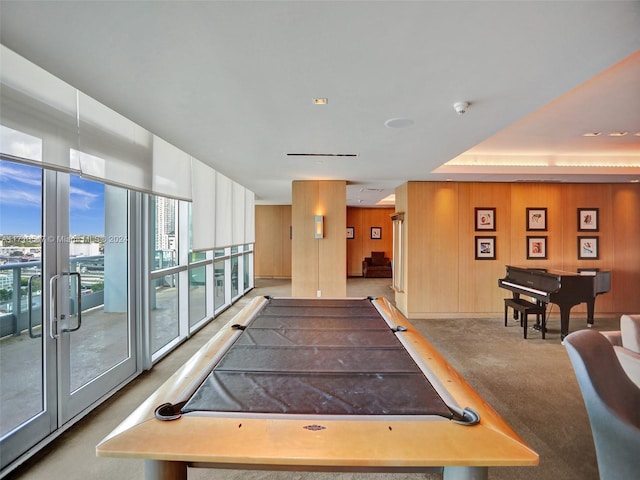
[398,181,639,319]
[394,184,409,316]
[254,205,291,277]
[346,207,394,276]
[612,184,640,312]
[291,181,319,296]
[318,181,347,297]
[361,208,394,259]
[406,182,459,314]
[346,208,363,275]
[291,180,346,297]
[559,184,613,313]
[509,184,563,268]
[458,183,512,313]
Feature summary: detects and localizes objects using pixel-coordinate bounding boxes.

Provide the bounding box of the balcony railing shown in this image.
[0,256,105,338]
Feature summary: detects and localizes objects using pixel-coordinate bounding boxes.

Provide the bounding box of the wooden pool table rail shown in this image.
[97,296,538,480]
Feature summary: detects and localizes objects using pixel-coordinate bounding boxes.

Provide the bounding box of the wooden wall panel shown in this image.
[458,183,512,313]
[394,184,409,316]
[346,207,394,276]
[406,182,459,314]
[399,181,640,319]
[559,184,613,313]
[612,184,640,313]
[254,205,291,277]
[509,184,563,268]
[318,181,347,297]
[346,208,363,276]
[291,180,346,297]
[291,181,319,296]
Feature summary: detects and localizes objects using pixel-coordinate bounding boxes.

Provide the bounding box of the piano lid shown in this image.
[509,266,595,277]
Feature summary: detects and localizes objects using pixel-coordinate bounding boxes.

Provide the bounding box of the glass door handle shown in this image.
[28,274,41,338]
[61,272,82,333]
[49,274,60,339]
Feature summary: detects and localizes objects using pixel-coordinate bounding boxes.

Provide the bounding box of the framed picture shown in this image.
[578,208,599,231]
[475,208,495,231]
[370,227,382,239]
[527,208,547,231]
[578,236,599,259]
[346,226,354,239]
[475,236,496,260]
[527,236,547,259]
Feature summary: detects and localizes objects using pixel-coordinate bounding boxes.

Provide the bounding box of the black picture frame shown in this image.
[475,236,496,260]
[578,208,599,231]
[527,236,547,259]
[475,208,496,231]
[578,236,599,259]
[370,227,382,239]
[346,226,354,239]
[526,207,547,231]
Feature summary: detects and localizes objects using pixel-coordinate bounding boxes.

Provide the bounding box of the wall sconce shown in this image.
[314,215,324,239]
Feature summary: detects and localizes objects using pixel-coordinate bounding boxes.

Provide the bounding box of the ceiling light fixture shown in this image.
[313,98,328,105]
[286,153,358,157]
[384,118,414,128]
[582,132,601,137]
[608,132,628,137]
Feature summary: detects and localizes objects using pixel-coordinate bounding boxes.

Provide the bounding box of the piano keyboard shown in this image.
[499,281,549,297]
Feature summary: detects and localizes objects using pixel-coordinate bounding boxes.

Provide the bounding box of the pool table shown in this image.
[96,296,538,480]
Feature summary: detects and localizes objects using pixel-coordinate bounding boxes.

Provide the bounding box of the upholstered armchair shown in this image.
[565,329,640,480]
[362,251,392,278]
[600,314,640,387]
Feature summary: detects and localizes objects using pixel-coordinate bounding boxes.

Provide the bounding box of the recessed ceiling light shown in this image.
[313,98,328,105]
[631,179,640,183]
[384,118,414,129]
[634,132,640,137]
[582,132,601,137]
[286,153,358,157]
[608,131,628,137]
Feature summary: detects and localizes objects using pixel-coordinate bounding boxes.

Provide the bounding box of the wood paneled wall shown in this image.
[397,182,640,319]
[254,205,291,277]
[346,207,394,276]
[291,180,346,297]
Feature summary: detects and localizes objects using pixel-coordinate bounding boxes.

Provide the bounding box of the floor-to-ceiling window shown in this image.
[149,196,182,359]
[1,44,254,477]
[0,155,137,473]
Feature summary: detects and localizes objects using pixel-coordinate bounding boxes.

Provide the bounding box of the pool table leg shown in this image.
[443,466,489,480]
[144,459,187,480]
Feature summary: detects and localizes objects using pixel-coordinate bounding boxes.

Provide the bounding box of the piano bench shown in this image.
[504,298,547,339]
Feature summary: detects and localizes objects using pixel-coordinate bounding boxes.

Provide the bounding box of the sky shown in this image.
[0,160,105,235]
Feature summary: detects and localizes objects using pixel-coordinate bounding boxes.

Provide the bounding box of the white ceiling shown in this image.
[1,1,639,206]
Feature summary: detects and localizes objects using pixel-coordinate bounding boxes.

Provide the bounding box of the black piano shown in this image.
[498,265,611,340]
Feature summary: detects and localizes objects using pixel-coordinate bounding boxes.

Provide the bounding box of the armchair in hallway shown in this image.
[362,251,392,278]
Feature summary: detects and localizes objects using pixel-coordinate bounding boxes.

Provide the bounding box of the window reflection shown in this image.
[214,259,225,310]
[189,266,206,327]
[150,273,179,354]
[152,196,177,269]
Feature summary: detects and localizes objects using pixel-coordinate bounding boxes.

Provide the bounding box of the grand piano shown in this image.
[498,265,611,340]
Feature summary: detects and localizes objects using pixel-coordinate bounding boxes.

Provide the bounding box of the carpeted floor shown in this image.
[9,277,618,480]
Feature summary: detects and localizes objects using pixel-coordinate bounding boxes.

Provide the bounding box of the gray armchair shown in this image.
[565,329,640,480]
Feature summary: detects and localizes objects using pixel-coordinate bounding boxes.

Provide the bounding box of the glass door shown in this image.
[57,173,136,422]
[0,159,53,471]
[0,158,137,471]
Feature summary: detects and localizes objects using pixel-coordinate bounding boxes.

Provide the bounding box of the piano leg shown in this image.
[586,298,595,327]
[560,307,571,341]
